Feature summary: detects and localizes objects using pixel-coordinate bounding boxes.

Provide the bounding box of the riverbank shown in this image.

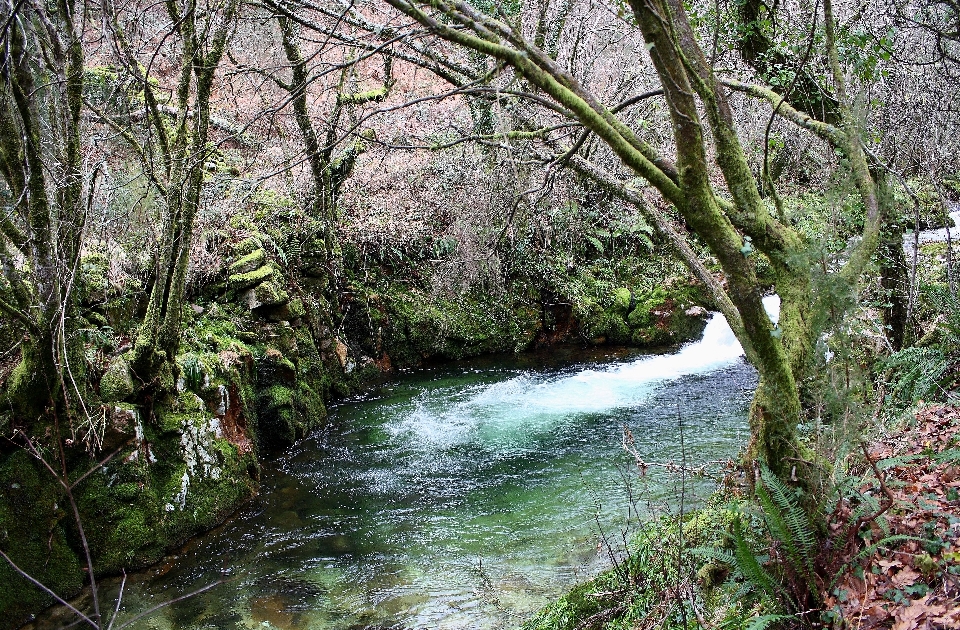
[520,401,960,630]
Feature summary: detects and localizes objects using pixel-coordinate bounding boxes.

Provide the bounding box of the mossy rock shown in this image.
[230,236,263,257]
[287,298,307,320]
[580,307,631,345]
[79,252,111,305]
[0,451,84,629]
[229,248,266,275]
[376,287,535,367]
[243,280,288,310]
[100,356,135,402]
[256,384,299,446]
[75,398,259,574]
[229,264,274,292]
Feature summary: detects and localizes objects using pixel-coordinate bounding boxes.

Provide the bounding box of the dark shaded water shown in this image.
[33,308,764,630]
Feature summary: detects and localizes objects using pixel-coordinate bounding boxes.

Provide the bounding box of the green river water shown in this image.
[32,305,767,630]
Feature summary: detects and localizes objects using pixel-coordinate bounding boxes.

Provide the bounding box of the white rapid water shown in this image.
[905,207,960,251]
[391,295,780,449]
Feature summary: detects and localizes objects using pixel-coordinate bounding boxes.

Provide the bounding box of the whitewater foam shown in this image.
[390,296,779,449]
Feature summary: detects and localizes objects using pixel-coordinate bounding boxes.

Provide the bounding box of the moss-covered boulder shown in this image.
[255,340,327,446]
[229,248,266,275]
[626,287,709,347]
[79,252,110,306]
[76,400,259,573]
[244,280,289,311]
[362,286,539,368]
[229,264,274,292]
[100,356,135,402]
[0,451,84,630]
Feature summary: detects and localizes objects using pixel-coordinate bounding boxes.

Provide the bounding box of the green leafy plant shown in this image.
[884,287,960,406]
[695,466,820,628]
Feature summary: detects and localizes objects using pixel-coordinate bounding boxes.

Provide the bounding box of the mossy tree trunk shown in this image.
[0,0,87,421]
[101,0,240,393]
[381,0,882,489]
[877,175,909,350]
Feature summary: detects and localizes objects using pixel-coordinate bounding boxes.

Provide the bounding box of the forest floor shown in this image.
[824,404,960,628]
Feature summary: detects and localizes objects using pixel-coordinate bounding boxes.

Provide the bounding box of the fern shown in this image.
[690,546,738,567]
[884,346,949,404]
[698,469,823,625]
[877,453,925,470]
[730,516,783,604]
[884,286,960,405]
[844,492,881,527]
[933,448,960,463]
[757,467,818,591]
[745,614,795,630]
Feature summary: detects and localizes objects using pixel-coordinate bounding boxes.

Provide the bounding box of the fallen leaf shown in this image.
[879,559,905,571]
[892,600,927,630]
[891,567,919,588]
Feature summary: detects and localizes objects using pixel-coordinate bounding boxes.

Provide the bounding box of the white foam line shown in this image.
[391,296,778,448]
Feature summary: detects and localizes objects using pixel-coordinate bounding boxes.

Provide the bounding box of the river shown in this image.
[31,301,771,630]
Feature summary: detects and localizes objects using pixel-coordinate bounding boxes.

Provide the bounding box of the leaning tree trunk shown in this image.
[628,0,806,483]
[0,0,87,421]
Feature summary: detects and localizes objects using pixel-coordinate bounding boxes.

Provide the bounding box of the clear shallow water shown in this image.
[34,305,769,630]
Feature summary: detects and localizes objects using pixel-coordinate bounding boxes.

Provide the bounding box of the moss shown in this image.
[232,236,263,257]
[74,399,258,575]
[296,381,327,424]
[6,358,47,419]
[157,359,176,394]
[243,279,289,310]
[100,356,135,402]
[627,287,669,329]
[374,286,537,367]
[228,264,274,291]
[79,252,110,304]
[263,384,294,409]
[287,297,306,320]
[228,248,266,275]
[256,383,300,446]
[612,287,633,315]
[339,86,389,105]
[0,451,84,629]
[250,188,297,212]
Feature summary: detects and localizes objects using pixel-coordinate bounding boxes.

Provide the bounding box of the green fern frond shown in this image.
[933,449,960,463]
[745,613,794,630]
[883,346,950,404]
[756,468,817,583]
[690,546,738,567]
[846,493,881,527]
[877,453,925,470]
[731,516,782,602]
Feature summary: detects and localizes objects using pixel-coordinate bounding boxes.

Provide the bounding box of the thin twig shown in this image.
[105,572,127,630]
[0,549,98,629]
[113,579,225,630]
